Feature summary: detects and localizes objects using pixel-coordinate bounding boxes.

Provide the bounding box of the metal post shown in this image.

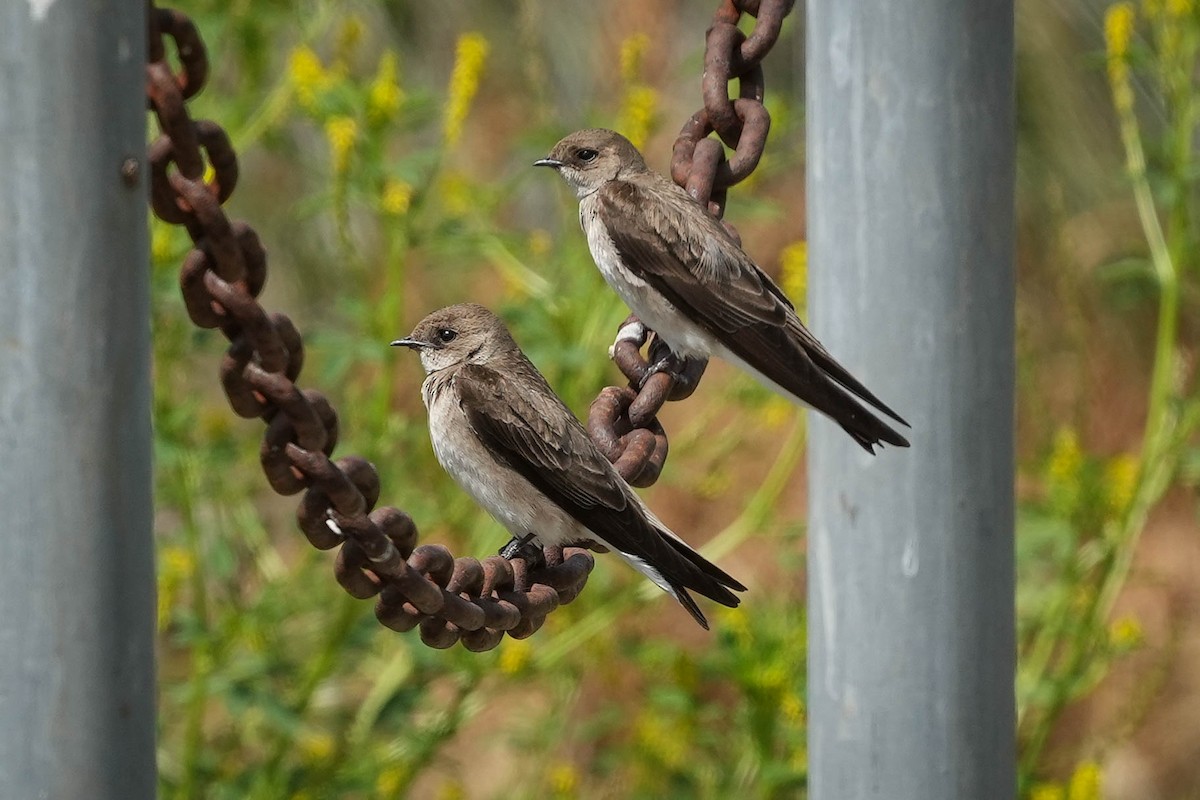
[806,2,1015,798]
[0,1,155,797]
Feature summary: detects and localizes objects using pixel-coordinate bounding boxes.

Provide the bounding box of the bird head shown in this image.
[534,128,647,198]
[391,303,515,375]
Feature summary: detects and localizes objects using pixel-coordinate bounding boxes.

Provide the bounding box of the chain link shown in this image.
[587,0,795,489]
[146,2,594,652]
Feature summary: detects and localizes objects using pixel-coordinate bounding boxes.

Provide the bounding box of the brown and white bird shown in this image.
[391,303,745,629]
[535,128,910,454]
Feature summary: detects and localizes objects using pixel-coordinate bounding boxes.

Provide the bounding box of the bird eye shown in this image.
[576,148,599,163]
[436,328,457,343]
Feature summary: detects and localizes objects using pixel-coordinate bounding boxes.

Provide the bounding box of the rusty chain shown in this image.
[145,0,789,650]
[146,2,594,652]
[586,0,794,488]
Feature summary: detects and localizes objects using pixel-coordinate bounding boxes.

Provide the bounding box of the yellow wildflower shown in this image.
[1104,454,1138,517]
[721,606,752,644]
[288,45,326,111]
[634,713,688,768]
[1105,4,1137,111]
[1046,427,1084,514]
[437,779,466,800]
[151,225,174,263]
[781,692,805,724]
[1067,761,1102,800]
[1030,784,1066,800]
[620,33,651,82]
[1106,3,1137,58]
[548,764,580,797]
[751,662,788,692]
[1109,615,1144,649]
[779,241,808,304]
[1167,0,1193,15]
[325,116,358,174]
[156,545,194,630]
[369,51,405,123]
[376,765,409,797]
[618,85,658,150]
[298,730,335,765]
[381,179,414,216]
[443,33,489,147]
[758,396,793,429]
[499,638,531,675]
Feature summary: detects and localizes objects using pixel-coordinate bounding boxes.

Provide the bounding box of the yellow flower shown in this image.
[499,638,531,675]
[1046,427,1084,513]
[751,662,788,692]
[548,764,580,797]
[1104,454,1138,517]
[156,545,195,629]
[1105,3,1137,59]
[1167,0,1193,15]
[443,33,490,147]
[1067,761,1102,800]
[376,765,409,797]
[151,225,175,263]
[1109,615,1143,649]
[634,713,688,768]
[369,51,405,123]
[1030,784,1066,800]
[325,116,358,174]
[620,33,651,82]
[757,396,793,429]
[618,85,658,150]
[721,606,752,644]
[781,692,805,724]
[437,779,466,800]
[779,241,808,305]
[298,730,335,765]
[1105,4,1137,111]
[288,45,326,111]
[381,179,414,216]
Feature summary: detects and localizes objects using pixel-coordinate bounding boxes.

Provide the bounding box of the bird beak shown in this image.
[390,338,427,350]
[533,157,563,168]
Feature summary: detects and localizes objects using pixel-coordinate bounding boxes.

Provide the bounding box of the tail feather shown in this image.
[609,526,744,629]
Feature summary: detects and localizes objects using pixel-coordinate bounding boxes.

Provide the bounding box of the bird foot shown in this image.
[499,533,546,569]
[638,352,692,390]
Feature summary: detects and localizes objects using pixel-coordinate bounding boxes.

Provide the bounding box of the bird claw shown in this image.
[499,533,546,569]
[637,352,689,390]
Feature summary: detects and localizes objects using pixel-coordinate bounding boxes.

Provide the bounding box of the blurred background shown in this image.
[151,1,1199,797]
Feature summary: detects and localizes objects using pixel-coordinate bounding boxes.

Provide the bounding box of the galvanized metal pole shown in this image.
[0,1,156,798]
[806,2,1016,799]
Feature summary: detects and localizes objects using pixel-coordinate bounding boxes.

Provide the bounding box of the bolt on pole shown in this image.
[0,1,156,797]
[806,2,1016,798]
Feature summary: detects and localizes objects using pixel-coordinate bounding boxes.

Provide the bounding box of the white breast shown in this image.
[422,373,588,547]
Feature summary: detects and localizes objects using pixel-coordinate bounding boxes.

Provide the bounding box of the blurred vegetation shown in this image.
[150,1,1199,798]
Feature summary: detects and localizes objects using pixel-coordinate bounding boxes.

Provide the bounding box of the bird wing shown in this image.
[596,179,909,428]
[455,360,743,608]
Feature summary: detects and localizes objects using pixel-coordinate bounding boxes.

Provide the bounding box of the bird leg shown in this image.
[639,350,694,390]
[499,532,546,569]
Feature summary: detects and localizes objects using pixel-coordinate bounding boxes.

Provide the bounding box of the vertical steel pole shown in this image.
[806,2,1016,799]
[0,1,155,797]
